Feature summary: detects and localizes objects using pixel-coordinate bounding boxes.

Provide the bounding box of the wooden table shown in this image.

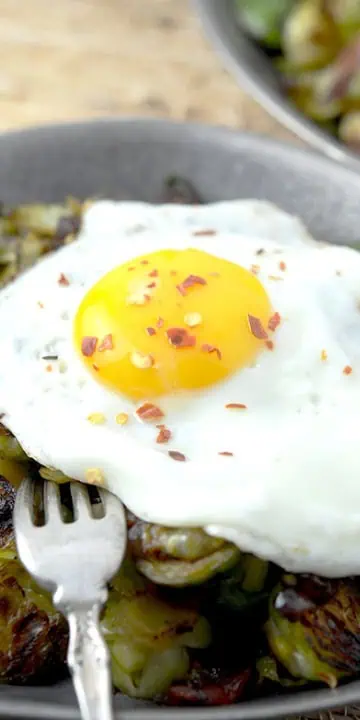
[0,0,297,137]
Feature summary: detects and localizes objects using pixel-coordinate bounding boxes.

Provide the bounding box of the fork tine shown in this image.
[70,482,92,520]
[43,481,62,524]
[14,477,35,530]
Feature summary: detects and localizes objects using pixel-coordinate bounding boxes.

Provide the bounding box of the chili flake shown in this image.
[116,412,129,425]
[192,229,216,236]
[268,312,281,332]
[128,266,136,272]
[148,269,158,277]
[343,365,353,375]
[81,336,98,357]
[156,317,164,328]
[58,273,70,286]
[168,450,186,462]
[147,281,156,289]
[45,364,52,373]
[146,327,156,336]
[250,264,260,275]
[225,403,247,410]
[218,451,234,456]
[184,312,202,328]
[266,340,274,351]
[136,402,164,422]
[279,261,287,271]
[37,301,44,309]
[248,315,268,340]
[85,468,105,486]
[140,260,149,265]
[156,425,172,444]
[92,364,99,372]
[130,352,154,369]
[201,343,222,360]
[176,274,207,296]
[166,327,196,348]
[87,413,106,425]
[98,334,114,352]
[321,349,328,361]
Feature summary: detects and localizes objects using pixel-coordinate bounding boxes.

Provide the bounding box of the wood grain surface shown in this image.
[0,1,355,718]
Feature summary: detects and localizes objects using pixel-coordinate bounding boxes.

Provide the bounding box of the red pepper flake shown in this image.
[250,264,260,275]
[192,229,216,236]
[279,261,287,272]
[168,450,186,462]
[128,266,136,271]
[268,312,281,332]
[37,301,44,309]
[343,365,353,375]
[156,424,172,444]
[98,333,114,352]
[92,363,99,372]
[147,281,157,289]
[166,327,196,348]
[58,273,69,286]
[218,451,234,456]
[176,274,207,296]
[266,340,274,351]
[136,402,164,422]
[45,364,52,373]
[201,343,222,360]
[148,269,158,277]
[225,403,247,410]
[140,260,149,265]
[156,317,164,329]
[81,336,98,357]
[146,326,156,336]
[248,315,268,340]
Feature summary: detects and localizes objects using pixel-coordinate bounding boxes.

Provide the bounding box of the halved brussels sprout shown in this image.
[282,0,340,71]
[128,518,241,587]
[103,559,211,698]
[266,574,360,687]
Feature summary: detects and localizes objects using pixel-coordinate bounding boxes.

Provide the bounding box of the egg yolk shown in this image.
[74,248,272,399]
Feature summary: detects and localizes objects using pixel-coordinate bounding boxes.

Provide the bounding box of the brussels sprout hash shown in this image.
[1,188,360,705]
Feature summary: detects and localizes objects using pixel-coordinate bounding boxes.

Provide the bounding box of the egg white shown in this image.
[1,200,360,577]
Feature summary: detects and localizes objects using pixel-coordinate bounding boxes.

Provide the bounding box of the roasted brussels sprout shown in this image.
[128,518,241,587]
[266,574,360,687]
[282,0,340,70]
[236,0,296,48]
[0,560,67,683]
[0,424,28,463]
[339,110,360,148]
[103,559,211,698]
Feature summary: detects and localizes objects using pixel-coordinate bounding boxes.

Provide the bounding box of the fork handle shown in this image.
[67,604,114,720]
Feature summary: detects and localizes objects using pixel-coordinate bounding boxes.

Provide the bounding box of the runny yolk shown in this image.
[74,248,272,400]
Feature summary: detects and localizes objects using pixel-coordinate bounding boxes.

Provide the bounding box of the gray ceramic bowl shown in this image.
[1,117,360,719]
[194,0,360,173]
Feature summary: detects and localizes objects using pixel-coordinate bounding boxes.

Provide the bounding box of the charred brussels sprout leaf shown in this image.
[136,547,241,587]
[166,665,251,706]
[266,574,360,687]
[163,176,203,205]
[102,559,211,698]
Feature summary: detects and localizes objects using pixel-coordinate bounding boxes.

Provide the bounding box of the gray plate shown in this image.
[1,117,360,719]
[194,0,360,173]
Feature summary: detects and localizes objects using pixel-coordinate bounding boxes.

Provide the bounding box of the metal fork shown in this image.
[14,478,127,720]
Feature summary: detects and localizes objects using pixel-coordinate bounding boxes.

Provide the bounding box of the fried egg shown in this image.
[1,199,360,577]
